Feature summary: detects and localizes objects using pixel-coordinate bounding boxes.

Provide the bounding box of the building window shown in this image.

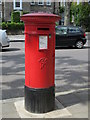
[38,0,44,5]
[16,2,20,7]
[0,0,2,4]
[13,0,22,10]
[46,0,51,6]
[30,0,35,5]
[0,11,2,18]
[60,0,63,6]
[64,0,65,6]
[77,0,79,5]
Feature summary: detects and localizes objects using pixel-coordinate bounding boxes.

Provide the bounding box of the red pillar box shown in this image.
[21,13,60,113]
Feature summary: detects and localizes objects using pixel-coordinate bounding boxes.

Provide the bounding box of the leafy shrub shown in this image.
[2,22,7,29]
[22,11,29,15]
[2,22,24,30]
[11,11,20,23]
[56,22,59,26]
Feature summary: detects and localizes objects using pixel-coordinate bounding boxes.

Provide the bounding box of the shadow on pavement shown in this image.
[2,48,21,52]
[10,40,25,42]
[55,46,74,50]
[2,78,25,100]
[83,46,90,49]
[56,89,88,108]
[55,46,90,50]
[1,44,88,111]
[1,52,25,100]
[55,55,88,106]
[2,53,25,75]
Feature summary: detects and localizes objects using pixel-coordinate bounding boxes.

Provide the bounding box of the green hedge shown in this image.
[22,11,29,15]
[11,11,20,23]
[2,22,24,30]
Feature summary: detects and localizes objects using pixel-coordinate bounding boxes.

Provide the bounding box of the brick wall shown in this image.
[22,2,30,12]
[30,2,54,13]
[4,2,13,21]
[0,4,2,23]
[3,2,59,22]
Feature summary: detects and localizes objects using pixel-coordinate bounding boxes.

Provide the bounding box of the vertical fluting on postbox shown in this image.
[21,13,60,113]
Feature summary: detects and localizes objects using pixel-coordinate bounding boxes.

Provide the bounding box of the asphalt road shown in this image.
[0,33,89,118]
[0,39,88,100]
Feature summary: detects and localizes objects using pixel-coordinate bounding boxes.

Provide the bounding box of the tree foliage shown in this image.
[59,6,65,13]
[71,2,90,31]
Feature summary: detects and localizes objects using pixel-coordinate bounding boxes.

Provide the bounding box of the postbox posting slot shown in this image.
[37,28,49,31]
[39,35,48,50]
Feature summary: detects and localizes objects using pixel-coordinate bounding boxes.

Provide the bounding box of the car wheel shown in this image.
[75,41,83,49]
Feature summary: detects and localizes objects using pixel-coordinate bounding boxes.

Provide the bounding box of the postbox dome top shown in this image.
[21,12,60,24]
[22,12,59,17]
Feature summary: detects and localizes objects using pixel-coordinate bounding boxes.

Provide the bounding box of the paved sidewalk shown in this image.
[8,35,25,41]
[2,89,88,118]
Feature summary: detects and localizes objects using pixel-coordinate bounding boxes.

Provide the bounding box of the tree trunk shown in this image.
[2,2,4,22]
[53,2,55,14]
[64,1,71,26]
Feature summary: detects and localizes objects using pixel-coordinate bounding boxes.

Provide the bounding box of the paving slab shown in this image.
[2,100,20,118]
[0,101,2,119]
[14,97,72,118]
[56,93,81,107]
[67,102,88,114]
[8,35,25,41]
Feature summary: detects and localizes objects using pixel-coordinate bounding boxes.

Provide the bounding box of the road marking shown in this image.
[55,88,89,96]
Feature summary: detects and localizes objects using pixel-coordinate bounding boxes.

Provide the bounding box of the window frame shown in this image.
[46,0,51,6]
[0,0,2,4]
[56,27,68,35]
[68,27,80,34]
[38,0,44,5]
[0,11,2,19]
[30,0,35,5]
[13,0,22,10]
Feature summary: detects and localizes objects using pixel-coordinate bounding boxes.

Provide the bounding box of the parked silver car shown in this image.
[0,29,10,49]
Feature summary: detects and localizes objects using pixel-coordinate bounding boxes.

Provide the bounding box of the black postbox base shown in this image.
[25,85,55,113]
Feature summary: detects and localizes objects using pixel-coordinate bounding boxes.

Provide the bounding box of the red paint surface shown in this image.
[21,13,60,89]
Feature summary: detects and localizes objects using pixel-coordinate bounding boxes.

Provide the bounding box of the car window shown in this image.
[68,27,80,33]
[56,27,67,35]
